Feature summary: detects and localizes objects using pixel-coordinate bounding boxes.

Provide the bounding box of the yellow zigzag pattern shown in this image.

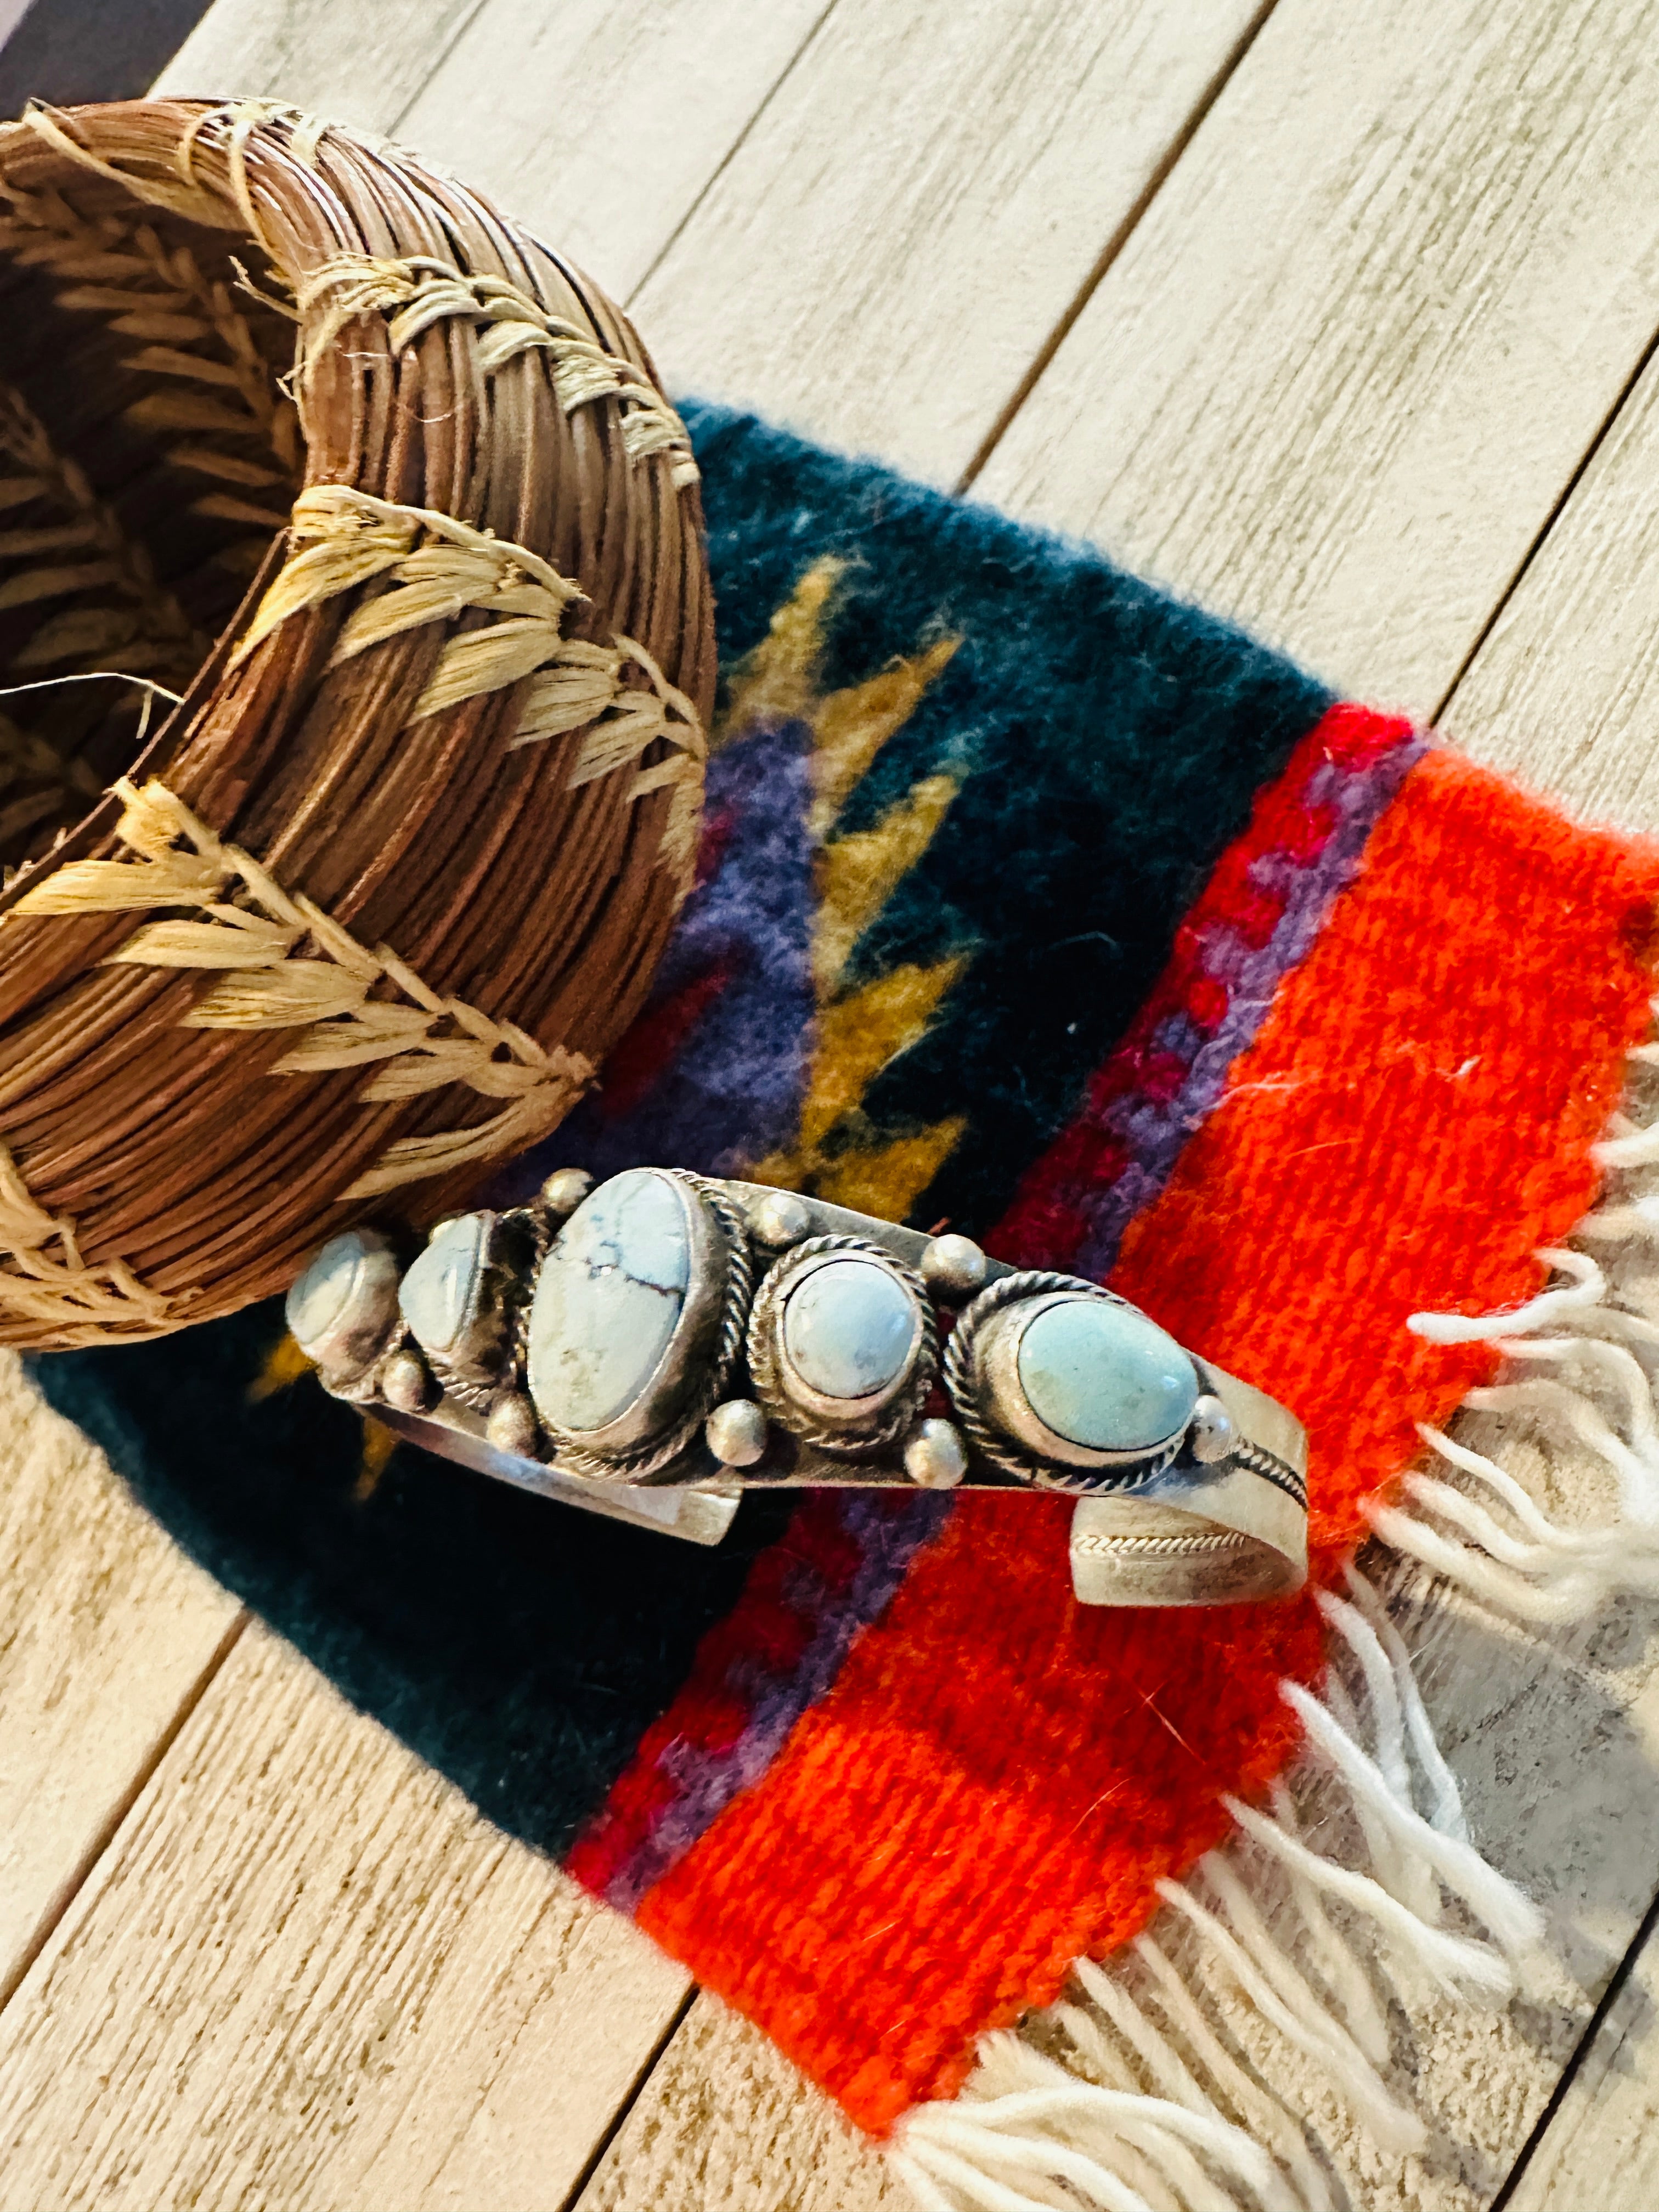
[736,558,968,1224]
[258,558,972,1445]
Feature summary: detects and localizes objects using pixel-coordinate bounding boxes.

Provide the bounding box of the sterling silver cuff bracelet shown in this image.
[286,1166,1310,1608]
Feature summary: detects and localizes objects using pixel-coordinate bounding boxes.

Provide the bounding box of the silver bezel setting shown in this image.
[944,1269,1195,1493]
[532,1169,753,1481]
[285,1226,402,1386]
[746,1234,936,1458]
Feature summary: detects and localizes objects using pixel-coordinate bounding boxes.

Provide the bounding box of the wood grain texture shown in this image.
[577,1990,900,2212]
[974,0,1659,721]
[1503,1915,1659,2212]
[587,2,1659,2199]
[15,2,1659,2206]
[0,1620,691,2211]
[394,0,833,302]
[630,0,1269,481]
[1441,341,1659,833]
[0,1353,239,2007]
[151,0,485,129]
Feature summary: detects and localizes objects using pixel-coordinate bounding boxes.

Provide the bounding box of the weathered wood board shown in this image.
[0,1620,692,2211]
[0,1355,241,2012]
[974,0,1659,724]
[631,0,1269,483]
[393,0,834,302]
[1503,1916,1659,2212]
[154,0,486,129]
[8,0,1659,2205]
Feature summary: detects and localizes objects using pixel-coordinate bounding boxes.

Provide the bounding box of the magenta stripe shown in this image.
[1070,730,1426,1279]
[596,1487,949,1912]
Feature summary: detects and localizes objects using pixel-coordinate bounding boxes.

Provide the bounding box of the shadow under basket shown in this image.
[0,97,714,1350]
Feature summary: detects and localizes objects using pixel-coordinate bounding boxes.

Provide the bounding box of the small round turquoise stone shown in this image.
[1017,1297,1198,1453]
[528,1168,691,1434]
[782,1258,918,1401]
[286,1231,369,1352]
[399,1212,488,1361]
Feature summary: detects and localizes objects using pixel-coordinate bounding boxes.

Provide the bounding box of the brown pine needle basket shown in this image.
[0,97,715,1349]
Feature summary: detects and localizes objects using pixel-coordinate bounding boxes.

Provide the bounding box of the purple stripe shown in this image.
[1070,732,1426,1279]
[600,1487,950,1911]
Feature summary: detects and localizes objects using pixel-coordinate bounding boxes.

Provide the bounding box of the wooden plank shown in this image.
[966,0,1659,722]
[392,0,834,303]
[151,0,486,131]
[1440,340,1659,827]
[629,0,1271,480]
[1503,1918,1659,2212]
[30,2,1659,2205]
[0,1353,241,2009]
[586,4,1659,2203]
[0,1620,691,2211]
[577,1990,899,2212]
[156,0,832,306]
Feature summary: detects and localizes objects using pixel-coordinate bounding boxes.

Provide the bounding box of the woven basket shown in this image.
[0,97,713,1350]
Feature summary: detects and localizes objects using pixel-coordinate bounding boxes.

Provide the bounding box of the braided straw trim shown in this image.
[12,776,594,1201]
[0,146,302,519]
[234,486,706,880]
[0,377,205,685]
[20,99,238,230]
[293,253,699,487]
[0,1138,171,1336]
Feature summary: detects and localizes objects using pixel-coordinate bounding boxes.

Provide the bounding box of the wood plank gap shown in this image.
[953,0,1282,496]
[1432,314,1659,727]
[385,0,494,137]
[1491,1870,1659,2212]
[556,1979,701,2212]
[0,1606,248,2019]
[623,0,842,309]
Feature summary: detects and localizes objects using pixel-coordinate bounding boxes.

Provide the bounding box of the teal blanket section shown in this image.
[28,400,1331,1859]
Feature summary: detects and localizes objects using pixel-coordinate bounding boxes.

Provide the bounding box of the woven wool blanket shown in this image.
[34,399,1659,2207]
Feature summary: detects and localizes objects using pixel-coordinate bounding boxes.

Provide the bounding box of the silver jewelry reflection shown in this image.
[944,1269,1189,1491]
[285,1171,1308,1607]
[746,1235,936,1457]
[535,1170,754,1483]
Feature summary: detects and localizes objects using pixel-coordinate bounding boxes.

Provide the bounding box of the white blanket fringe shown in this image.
[891,1036,1657,2211]
[1372,1017,1659,1617]
[890,1563,1543,2211]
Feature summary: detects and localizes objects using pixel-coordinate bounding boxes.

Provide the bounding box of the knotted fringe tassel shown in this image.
[1370,1020,1659,1622]
[889,1564,1545,2212]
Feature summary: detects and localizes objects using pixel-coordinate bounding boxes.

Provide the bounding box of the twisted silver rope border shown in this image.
[943,1268,1186,1494]
[538,1171,755,1482]
[746,1232,937,1459]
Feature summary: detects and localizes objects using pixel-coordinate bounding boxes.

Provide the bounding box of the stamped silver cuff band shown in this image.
[285,1166,1309,1608]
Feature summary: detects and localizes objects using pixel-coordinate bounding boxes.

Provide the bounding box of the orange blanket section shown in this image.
[636,745,1659,2132]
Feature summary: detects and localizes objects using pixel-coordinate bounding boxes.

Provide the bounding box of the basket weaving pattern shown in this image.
[0,98,713,1349]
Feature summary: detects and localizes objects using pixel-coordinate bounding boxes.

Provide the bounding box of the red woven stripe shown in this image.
[634,745,1659,2130]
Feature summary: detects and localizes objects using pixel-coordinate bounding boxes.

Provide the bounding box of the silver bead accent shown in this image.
[920,1233,988,1303]
[486,1390,539,1458]
[381,1346,431,1413]
[706,1398,769,1468]
[1189,1394,1238,1464]
[539,1166,594,1219]
[752,1189,811,1249]
[905,1417,968,1489]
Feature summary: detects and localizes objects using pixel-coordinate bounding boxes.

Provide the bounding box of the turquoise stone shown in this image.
[286,1231,370,1353]
[399,1212,489,1361]
[528,1168,691,1434]
[782,1258,918,1401]
[1017,1297,1198,1452]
